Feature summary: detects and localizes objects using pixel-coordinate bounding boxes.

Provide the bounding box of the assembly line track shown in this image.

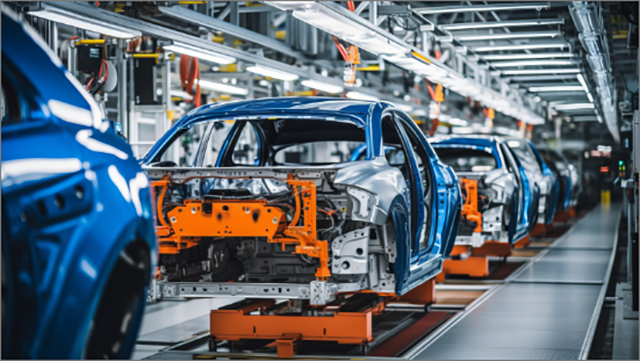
[404,204,621,360]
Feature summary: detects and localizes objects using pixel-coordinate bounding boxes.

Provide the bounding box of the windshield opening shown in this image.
[147,118,366,167]
[434,147,499,173]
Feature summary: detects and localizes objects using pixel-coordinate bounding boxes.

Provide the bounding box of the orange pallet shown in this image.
[471,240,512,258]
[513,234,530,249]
[554,209,570,223]
[530,223,553,237]
[209,279,436,358]
[210,301,373,357]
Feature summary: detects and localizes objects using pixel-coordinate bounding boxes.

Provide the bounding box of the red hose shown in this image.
[101,59,109,82]
[331,35,349,62]
[180,55,201,107]
[346,1,355,12]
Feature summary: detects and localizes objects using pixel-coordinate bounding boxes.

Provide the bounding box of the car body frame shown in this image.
[142,98,461,304]
[430,135,535,248]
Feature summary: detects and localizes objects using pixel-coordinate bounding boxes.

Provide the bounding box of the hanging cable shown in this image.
[180,54,201,107]
[346,1,355,12]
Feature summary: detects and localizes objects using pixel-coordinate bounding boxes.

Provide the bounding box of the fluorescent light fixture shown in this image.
[198,80,248,95]
[28,6,141,38]
[414,2,550,14]
[441,18,564,30]
[345,91,379,101]
[448,118,469,126]
[452,127,474,134]
[500,68,581,75]
[529,86,585,92]
[164,42,236,65]
[482,53,575,61]
[554,103,595,110]
[473,43,569,52]
[491,59,576,67]
[301,80,344,94]
[457,31,560,42]
[397,104,414,112]
[156,88,193,100]
[246,65,299,81]
[273,2,407,56]
[587,92,594,103]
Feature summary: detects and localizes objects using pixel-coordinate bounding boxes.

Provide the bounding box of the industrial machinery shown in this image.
[1,8,157,359]
[430,135,537,277]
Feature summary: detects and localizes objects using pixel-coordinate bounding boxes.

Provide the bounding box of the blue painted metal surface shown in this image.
[1,9,157,359]
[528,142,560,224]
[143,97,461,296]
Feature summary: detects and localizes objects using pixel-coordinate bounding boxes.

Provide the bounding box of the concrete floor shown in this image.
[132,298,236,359]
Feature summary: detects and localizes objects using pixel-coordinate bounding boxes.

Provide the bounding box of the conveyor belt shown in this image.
[407,204,621,360]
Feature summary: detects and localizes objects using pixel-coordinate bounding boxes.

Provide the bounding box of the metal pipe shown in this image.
[370,1,377,24]
[116,39,128,140]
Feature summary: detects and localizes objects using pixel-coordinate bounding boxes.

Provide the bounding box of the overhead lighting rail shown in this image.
[164,42,236,65]
[473,42,569,52]
[28,5,141,38]
[413,2,551,14]
[440,17,564,31]
[456,31,561,41]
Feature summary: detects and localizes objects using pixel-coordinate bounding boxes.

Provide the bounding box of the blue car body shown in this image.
[431,136,534,245]
[528,142,560,224]
[2,9,157,359]
[538,149,573,212]
[142,97,461,297]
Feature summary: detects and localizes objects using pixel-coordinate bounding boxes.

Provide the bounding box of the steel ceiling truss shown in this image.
[267,1,544,124]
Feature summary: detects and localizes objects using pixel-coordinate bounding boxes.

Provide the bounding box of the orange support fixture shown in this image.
[513,234,530,249]
[471,240,512,258]
[151,175,331,281]
[441,256,490,278]
[395,278,436,305]
[460,178,482,233]
[530,223,548,237]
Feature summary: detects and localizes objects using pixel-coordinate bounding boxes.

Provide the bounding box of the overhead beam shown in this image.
[414,2,550,15]
[440,17,564,31]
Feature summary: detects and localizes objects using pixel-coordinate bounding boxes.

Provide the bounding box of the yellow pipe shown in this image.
[275,30,286,40]
[218,64,237,72]
[412,51,431,64]
[133,53,159,59]
[74,39,106,46]
[212,36,225,44]
[178,1,206,4]
[285,90,315,96]
[356,66,380,71]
